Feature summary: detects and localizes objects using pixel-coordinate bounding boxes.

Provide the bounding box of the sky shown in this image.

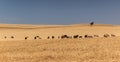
[0,0,120,25]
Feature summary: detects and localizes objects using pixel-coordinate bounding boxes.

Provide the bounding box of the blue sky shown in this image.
[0,0,120,24]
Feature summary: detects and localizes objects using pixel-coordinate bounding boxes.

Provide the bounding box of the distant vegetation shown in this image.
[90,21,94,26]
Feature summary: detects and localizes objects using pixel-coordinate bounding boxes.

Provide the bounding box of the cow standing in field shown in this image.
[4,36,7,39]
[11,36,14,39]
[84,35,93,38]
[111,34,116,37]
[104,34,110,38]
[47,36,50,39]
[52,36,55,39]
[47,36,55,39]
[79,36,82,38]
[34,36,41,39]
[61,35,69,39]
[58,36,60,39]
[73,35,79,39]
[25,36,28,40]
[94,35,99,37]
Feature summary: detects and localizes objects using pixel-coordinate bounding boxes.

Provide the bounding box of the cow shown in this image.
[94,35,99,37]
[79,36,82,38]
[34,36,41,39]
[104,34,110,38]
[47,36,50,39]
[25,36,28,40]
[11,36,14,39]
[4,36,7,39]
[52,36,55,39]
[61,35,70,39]
[84,35,93,38]
[73,35,79,39]
[58,36,60,39]
[111,34,116,37]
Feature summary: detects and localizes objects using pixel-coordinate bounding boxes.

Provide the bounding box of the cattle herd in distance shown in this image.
[23,34,116,40]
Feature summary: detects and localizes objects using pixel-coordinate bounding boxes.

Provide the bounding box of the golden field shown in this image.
[0,24,119,62]
[0,24,119,41]
[0,37,120,62]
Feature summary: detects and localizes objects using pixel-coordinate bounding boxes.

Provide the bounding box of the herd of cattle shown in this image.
[2,34,116,40]
[23,34,116,40]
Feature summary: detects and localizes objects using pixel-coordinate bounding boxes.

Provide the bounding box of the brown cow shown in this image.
[79,36,82,38]
[94,35,99,37]
[61,35,70,39]
[73,35,79,39]
[4,36,7,39]
[11,36,14,39]
[104,34,110,38]
[111,34,116,37]
[47,36,50,39]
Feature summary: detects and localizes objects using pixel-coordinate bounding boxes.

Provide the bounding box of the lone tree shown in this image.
[90,21,94,26]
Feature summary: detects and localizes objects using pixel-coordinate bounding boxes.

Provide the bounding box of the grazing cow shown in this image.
[84,35,93,38]
[47,36,50,39]
[34,36,41,39]
[4,36,7,39]
[111,34,116,37]
[34,37,37,39]
[104,34,110,38]
[84,35,87,38]
[87,36,93,38]
[94,35,99,37]
[52,36,55,39]
[11,36,14,39]
[79,36,82,38]
[61,35,69,39]
[58,36,60,39]
[73,35,79,39]
[25,37,28,40]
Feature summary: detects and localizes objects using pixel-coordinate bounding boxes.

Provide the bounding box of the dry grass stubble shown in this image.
[0,37,120,62]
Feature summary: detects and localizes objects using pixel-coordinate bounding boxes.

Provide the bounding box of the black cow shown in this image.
[25,37,28,40]
[52,36,55,39]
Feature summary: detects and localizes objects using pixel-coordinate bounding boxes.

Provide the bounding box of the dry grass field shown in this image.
[0,37,120,62]
[0,24,119,62]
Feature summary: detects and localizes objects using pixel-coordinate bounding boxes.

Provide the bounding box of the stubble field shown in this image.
[0,37,120,62]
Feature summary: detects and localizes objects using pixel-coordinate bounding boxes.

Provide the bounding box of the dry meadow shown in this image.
[0,37,120,62]
[0,24,119,62]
